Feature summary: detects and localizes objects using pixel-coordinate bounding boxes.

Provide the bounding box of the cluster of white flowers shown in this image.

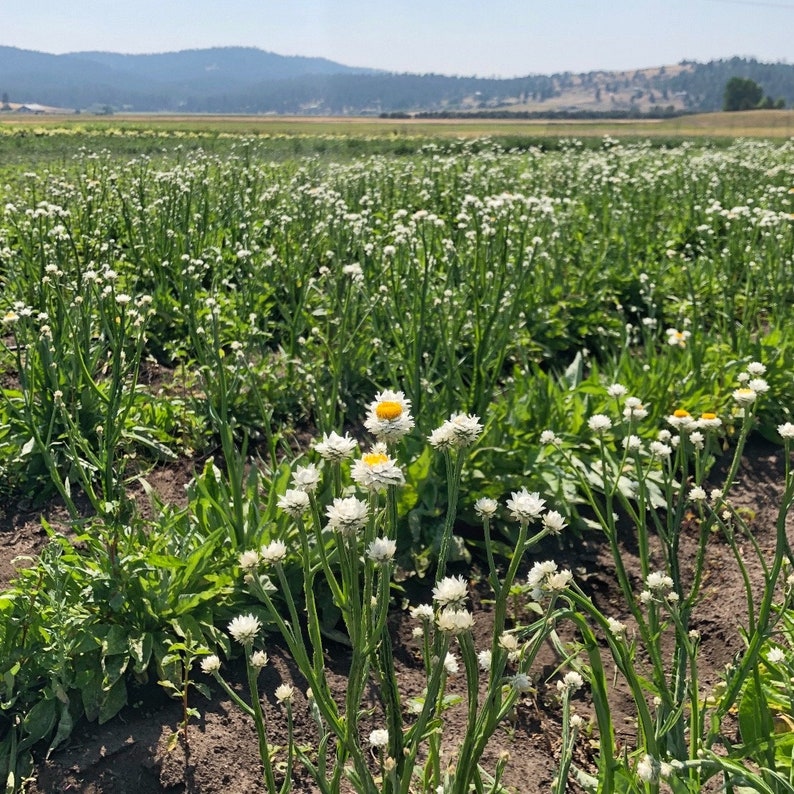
[622,397,648,421]
[427,413,483,450]
[527,560,573,601]
[436,608,475,634]
[640,571,678,605]
[733,362,769,407]
[665,327,691,348]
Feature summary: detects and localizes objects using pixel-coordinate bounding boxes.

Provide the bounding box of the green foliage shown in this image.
[0,133,794,791]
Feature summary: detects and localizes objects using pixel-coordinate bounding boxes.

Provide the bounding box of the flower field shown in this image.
[1,128,794,793]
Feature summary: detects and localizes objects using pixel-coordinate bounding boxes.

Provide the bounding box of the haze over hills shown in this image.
[1,45,793,116]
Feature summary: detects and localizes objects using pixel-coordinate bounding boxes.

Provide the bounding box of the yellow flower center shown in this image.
[673,409,691,418]
[363,452,389,467]
[375,401,403,420]
[701,412,717,420]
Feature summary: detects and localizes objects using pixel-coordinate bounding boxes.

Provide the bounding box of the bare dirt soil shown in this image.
[1,437,790,793]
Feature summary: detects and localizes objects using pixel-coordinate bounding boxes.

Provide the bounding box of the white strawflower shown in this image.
[557,671,584,692]
[622,434,642,452]
[436,608,474,634]
[291,463,321,493]
[278,489,311,517]
[239,549,260,573]
[474,497,498,519]
[350,446,405,490]
[275,683,294,703]
[645,571,675,598]
[506,488,546,523]
[432,575,469,608]
[410,603,434,621]
[689,486,707,502]
[623,398,648,420]
[689,430,705,450]
[747,361,766,375]
[637,754,660,783]
[588,414,612,433]
[369,729,389,748]
[477,649,492,671]
[542,510,567,535]
[766,647,785,664]
[649,441,672,459]
[366,537,397,563]
[667,409,694,430]
[200,654,221,674]
[228,614,262,646]
[428,413,483,449]
[666,328,690,348]
[250,650,269,669]
[778,422,794,439]
[260,539,288,565]
[314,431,358,461]
[733,388,757,406]
[697,412,722,429]
[444,652,459,675]
[606,617,627,636]
[364,390,415,442]
[748,378,769,394]
[527,560,572,600]
[499,633,520,653]
[607,383,628,398]
[325,496,369,535]
[539,429,561,445]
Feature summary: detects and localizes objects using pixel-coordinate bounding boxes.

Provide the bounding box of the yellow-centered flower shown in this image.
[362,451,389,466]
[375,400,403,420]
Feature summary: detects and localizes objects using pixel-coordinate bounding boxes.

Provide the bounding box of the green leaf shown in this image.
[98,678,127,724]
[739,680,773,754]
[20,699,57,748]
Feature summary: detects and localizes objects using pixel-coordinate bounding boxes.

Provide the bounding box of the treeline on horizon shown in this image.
[1,50,793,116]
[382,107,687,120]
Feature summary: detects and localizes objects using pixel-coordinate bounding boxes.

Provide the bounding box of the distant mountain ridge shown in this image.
[1,46,793,116]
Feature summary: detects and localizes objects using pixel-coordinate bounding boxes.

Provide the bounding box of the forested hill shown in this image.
[1,47,792,115]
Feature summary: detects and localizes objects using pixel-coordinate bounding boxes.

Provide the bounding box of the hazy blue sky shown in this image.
[3,0,793,76]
